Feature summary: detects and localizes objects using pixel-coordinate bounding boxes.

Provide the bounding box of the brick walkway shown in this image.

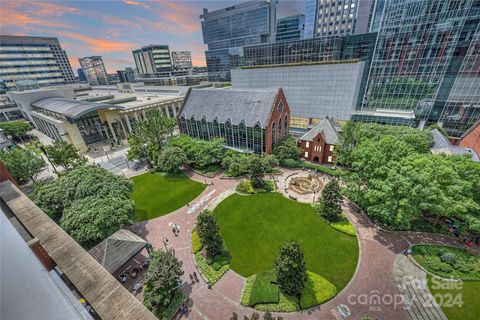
[132,168,465,320]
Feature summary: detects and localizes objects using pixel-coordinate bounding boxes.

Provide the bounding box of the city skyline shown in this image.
[1,0,304,73]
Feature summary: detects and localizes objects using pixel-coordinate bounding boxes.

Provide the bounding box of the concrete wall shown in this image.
[231,62,365,122]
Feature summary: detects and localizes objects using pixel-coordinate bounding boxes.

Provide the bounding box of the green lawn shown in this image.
[427,275,480,320]
[131,172,206,221]
[213,193,359,290]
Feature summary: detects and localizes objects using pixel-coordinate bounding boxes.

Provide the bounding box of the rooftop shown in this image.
[299,118,340,144]
[0,180,157,320]
[89,229,148,274]
[431,129,479,162]
[31,97,120,119]
[180,88,280,128]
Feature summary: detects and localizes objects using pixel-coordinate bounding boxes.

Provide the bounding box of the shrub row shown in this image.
[194,252,229,285]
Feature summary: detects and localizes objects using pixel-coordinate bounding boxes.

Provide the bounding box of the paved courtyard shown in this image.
[131,168,464,320]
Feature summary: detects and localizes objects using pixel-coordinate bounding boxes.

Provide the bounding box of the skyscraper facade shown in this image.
[171,51,193,69]
[304,0,378,38]
[117,67,135,83]
[200,0,277,81]
[79,56,109,86]
[276,15,305,42]
[132,45,172,74]
[362,0,480,136]
[0,35,76,90]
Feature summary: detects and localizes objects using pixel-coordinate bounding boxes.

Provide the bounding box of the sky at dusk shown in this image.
[1,0,305,73]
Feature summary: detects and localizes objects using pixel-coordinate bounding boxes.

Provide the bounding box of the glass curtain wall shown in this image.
[179,117,265,153]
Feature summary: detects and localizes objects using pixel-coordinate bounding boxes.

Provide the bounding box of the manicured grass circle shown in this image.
[213,193,359,290]
[131,172,206,221]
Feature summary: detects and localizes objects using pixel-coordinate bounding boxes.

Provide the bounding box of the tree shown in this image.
[273,136,301,160]
[250,156,266,188]
[60,196,135,246]
[0,120,32,140]
[261,154,279,172]
[168,134,225,168]
[196,210,223,258]
[0,147,45,183]
[34,165,134,240]
[43,140,86,171]
[128,109,176,164]
[274,241,307,299]
[157,146,187,173]
[316,179,343,222]
[143,250,184,316]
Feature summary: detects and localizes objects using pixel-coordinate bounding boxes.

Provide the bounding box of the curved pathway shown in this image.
[132,169,464,320]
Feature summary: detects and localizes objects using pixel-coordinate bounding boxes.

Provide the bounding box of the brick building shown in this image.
[298,118,340,164]
[458,120,480,159]
[178,88,290,154]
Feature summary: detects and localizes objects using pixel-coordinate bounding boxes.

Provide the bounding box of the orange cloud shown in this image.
[149,0,200,34]
[1,0,79,30]
[123,0,149,9]
[57,32,137,53]
[68,56,80,70]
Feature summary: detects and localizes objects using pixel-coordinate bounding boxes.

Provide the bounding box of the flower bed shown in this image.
[412,245,480,280]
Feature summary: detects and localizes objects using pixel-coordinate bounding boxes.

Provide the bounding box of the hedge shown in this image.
[299,271,337,309]
[255,292,299,312]
[191,229,203,253]
[194,252,229,285]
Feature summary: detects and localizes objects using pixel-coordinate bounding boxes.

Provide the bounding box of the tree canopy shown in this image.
[315,179,342,222]
[143,250,184,317]
[35,165,134,245]
[274,241,307,299]
[196,210,223,258]
[127,109,176,164]
[0,120,32,139]
[337,122,480,232]
[0,147,45,183]
[157,146,187,173]
[43,140,86,171]
[60,195,134,246]
[273,136,302,161]
[168,134,225,168]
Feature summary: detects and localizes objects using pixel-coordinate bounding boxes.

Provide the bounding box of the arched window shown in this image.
[278,119,282,140]
[284,114,288,136]
[271,121,276,149]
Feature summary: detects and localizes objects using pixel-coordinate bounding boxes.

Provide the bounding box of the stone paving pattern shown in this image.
[131,168,466,320]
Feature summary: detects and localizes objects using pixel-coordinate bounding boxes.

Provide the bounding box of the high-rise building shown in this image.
[200,0,277,81]
[276,15,305,42]
[304,0,378,38]
[171,51,193,69]
[132,45,172,74]
[117,67,135,83]
[79,56,109,86]
[0,35,76,90]
[362,0,480,136]
[77,68,87,82]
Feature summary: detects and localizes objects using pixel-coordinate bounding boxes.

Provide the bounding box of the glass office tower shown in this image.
[200,0,277,81]
[363,0,480,136]
[276,15,305,42]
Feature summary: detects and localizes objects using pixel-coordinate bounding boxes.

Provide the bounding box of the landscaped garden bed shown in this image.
[190,164,220,178]
[412,245,480,280]
[131,172,206,221]
[213,193,358,311]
